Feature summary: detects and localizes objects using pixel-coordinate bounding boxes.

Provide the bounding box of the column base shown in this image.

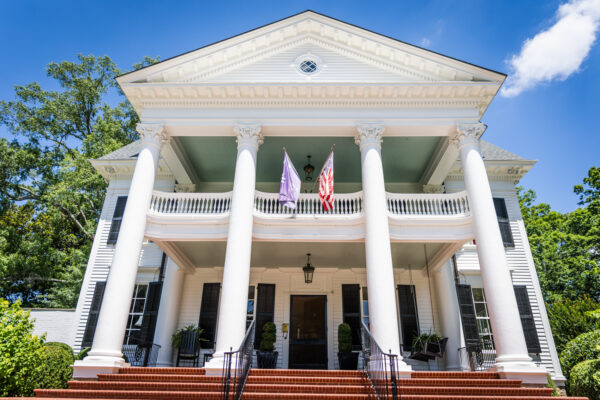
[73,355,129,379]
[203,352,226,375]
[491,356,548,385]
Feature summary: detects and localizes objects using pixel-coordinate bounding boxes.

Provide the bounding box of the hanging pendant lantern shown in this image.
[303,155,315,181]
[303,253,315,284]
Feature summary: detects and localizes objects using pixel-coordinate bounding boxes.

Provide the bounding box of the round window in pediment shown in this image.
[294,53,322,76]
[300,59,318,74]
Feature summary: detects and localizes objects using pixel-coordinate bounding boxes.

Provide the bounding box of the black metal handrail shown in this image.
[360,321,400,400]
[221,320,256,400]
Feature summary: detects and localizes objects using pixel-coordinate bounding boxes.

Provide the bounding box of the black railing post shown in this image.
[220,320,256,400]
[360,321,400,400]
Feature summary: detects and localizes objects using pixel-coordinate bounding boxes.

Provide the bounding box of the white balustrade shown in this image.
[148,190,469,218]
[254,191,363,216]
[149,191,232,215]
[386,191,470,216]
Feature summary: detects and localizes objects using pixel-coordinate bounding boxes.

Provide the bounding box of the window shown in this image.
[397,285,420,351]
[493,198,514,247]
[471,288,494,348]
[247,286,255,329]
[124,284,148,345]
[362,286,369,326]
[300,59,318,73]
[107,196,127,245]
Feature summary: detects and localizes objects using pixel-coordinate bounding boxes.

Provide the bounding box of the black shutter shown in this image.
[456,284,480,350]
[493,198,514,247]
[341,284,361,349]
[82,281,106,348]
[139,281,163,345]
[254,284,276,349]
[107,197,127,245]
[514,286,541,354]
[198,283,220,349]
[397,285,420,351]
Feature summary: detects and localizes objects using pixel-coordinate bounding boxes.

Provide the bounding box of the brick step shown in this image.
[249,368,363,377]
[241,395,579,400]
[35,390,222,399]
[117,367,205,375]
[411,371,499,379]
[98,373,221,382]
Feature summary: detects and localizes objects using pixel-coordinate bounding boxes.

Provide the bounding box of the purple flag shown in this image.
[279,152,301,209]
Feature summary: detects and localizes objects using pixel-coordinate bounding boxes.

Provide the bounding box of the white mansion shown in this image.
[71,11,563,385]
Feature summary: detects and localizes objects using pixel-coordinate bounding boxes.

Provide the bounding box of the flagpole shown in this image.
[311,144,335,193]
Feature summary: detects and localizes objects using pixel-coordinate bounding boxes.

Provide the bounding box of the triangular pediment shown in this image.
[118,11,504,86]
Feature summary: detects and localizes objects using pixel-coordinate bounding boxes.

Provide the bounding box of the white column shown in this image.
[205,124,262,373]
[432,260,462,371]
[74,123,168,378]
[355,124,410,374]
[154,258,185,367]
[450,123,546,383]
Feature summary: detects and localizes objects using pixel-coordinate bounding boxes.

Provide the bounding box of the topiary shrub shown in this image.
[560,329,600,380]
[259,322,276,352]
[38,342,74,389]
[570,359,600,399]
[338,323,353,353]
[0,299,46,397]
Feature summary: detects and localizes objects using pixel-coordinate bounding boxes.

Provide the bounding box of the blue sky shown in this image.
[2,0,599,212]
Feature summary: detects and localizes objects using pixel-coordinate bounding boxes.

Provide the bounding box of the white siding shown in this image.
[28,309,76,348]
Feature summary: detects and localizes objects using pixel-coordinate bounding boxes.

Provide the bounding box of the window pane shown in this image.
[247,299,254,314]
[472,288,484,302]
[475,303,487,317]
[136,285,147,298]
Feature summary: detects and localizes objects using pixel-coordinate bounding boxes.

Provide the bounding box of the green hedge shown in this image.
[570,359,600,400]
[560,329,600,379]
[39,342,75,389]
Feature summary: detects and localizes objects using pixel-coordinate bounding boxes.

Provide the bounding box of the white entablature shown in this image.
[116,11,505,119]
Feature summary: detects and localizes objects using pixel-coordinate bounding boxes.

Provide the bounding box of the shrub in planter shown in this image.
[171,325,206,348]
[570,359,600,399]
[257,322,278,368]
[39,342,75,389]
[560,329,600,379]
[337,323,358,370]
[412,333,443,353]
[0,299,46,397]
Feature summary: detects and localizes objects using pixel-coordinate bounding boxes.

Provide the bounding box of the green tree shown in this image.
[519,178,600,302]
[0,54,158,307]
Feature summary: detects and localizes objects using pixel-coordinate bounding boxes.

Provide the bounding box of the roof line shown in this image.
[116,9,506,81]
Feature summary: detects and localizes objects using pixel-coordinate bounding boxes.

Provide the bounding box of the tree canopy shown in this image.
[0,54,157,307]
[519,167,600,303]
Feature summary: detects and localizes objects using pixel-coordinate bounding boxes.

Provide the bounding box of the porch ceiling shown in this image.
[177,136,442,184]
[173,241,444,269]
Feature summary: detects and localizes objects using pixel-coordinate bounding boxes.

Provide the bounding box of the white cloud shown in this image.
[420,37,432,47]
[501,0,600,97]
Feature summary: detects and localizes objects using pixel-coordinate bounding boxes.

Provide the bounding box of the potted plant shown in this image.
[409,332,447,361]
[337,323,359,370]
[256,322,278,368]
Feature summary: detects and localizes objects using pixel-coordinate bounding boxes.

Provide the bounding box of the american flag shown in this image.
[318,151,334,211]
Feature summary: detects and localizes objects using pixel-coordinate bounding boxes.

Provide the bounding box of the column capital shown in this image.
[449,122,486,150]
[355,124,385,151]
[136,123,169,147]
[234,124,263,151]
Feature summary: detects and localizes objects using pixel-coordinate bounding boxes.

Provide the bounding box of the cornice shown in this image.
[446,160,536,184]
[89,159,173,181]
